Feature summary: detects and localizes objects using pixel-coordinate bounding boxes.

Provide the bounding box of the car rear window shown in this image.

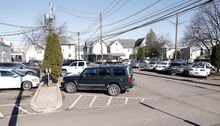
[113,67,125,76]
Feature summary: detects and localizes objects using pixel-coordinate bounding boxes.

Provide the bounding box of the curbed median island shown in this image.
[30,81,63,112]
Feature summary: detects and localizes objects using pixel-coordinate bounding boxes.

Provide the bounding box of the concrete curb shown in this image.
[30,82,63,113]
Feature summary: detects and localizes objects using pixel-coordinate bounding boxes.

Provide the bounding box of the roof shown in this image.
[60,36,75,45]
[108,39,136,48]
[134,38,144,47]
[0,42,11,48]
[85,40,107,47]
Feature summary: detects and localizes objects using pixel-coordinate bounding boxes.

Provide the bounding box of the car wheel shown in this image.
[65,82,77,93]
[108,84,121,96]
[22,81,32,90]
[61,70,67,77]
[27,71,34,75]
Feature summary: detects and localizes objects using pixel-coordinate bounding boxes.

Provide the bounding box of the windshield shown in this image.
[12,69,25,76]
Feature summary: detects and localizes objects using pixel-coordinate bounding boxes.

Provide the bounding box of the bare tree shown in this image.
[23,15,66,49]
[183,2,220,55]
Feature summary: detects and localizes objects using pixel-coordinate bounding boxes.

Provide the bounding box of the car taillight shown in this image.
[200,69,205,71]
[128,76,132,83]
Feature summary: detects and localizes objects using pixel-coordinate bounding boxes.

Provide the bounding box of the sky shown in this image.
[0,0,201,46]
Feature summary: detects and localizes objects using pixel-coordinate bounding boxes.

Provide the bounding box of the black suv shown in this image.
[0,62,40,77]
[63,65,135,96]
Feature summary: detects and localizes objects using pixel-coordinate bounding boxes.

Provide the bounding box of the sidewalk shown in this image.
[134,69,220,87]
[30,82,63,112]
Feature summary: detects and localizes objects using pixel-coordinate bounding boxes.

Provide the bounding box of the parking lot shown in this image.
[0,70,220,126]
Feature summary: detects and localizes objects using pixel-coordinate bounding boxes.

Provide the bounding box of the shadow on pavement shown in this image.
[8,89,23,126]
[139,102,201,126]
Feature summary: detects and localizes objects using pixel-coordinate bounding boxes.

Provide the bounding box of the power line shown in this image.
[102,0,214,41]
[104,0,130,19]
[57,8,97,20]
[102,0,122,16]
[104,0,162,27]
[104,0,195,35]
[0,28,41,37]
[56,5,98,16]
[0,22,44,29]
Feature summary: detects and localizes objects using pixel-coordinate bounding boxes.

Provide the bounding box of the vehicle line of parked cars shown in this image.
[143,60,215,78]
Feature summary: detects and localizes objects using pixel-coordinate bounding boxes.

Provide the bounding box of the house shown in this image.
[84,41,108,63]
[0,38,11,62]
[11,46,26,62]
[134,38,146,54]
[107,39,135,61]
[25,36,78,62]
[180,46,203,63]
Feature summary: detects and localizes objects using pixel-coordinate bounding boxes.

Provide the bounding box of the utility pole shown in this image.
[77,32,80,60]
[174,15,178,62]
[99,13,103,64]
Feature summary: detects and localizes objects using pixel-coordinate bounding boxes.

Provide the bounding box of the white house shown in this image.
[84,41,108,62]
[0,38,11,62]
[108,39,135,60]
[25,36,78,62]
[180,46,203,63]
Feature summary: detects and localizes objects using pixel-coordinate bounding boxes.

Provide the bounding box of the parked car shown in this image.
[0,62,40,77]
[62,65,135,96]
[145,61,160,71]
[63,59,83,66]
[122,59,132,65]
[168,62,187,75]
[189,62,213,78]
[131,60,146,68]
[155,61,171,73]
[61,61,89,76]
[0,69,40,90]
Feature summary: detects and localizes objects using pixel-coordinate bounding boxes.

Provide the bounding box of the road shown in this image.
[0,69,220,126]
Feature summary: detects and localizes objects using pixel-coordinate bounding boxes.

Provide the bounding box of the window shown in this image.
[83,68,96,77]
[113,67,125,76]
[78,62,84,66]
[70,62,77,66]
[98,68,111,76]
[0,71,14,77]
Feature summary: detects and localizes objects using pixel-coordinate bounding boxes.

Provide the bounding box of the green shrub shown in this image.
[211,44,220,73]
[41,32,63,80]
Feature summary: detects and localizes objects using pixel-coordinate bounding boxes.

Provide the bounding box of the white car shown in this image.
[146,61,159,71]
[0,69,40,90]
[155,61,171,72]
[189,62,212,77]
[61,61,89,76]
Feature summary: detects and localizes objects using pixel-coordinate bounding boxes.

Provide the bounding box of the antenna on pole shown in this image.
[44,0,55,33]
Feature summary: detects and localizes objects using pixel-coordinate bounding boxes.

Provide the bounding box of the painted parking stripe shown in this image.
[89,96,97,108]
[106,97,112,106]
[14,105,30,114]
[69,95,82,110]
[124,97,129,104]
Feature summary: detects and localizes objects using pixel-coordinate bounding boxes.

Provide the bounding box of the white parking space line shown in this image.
[124,97,129,104]
[89,96,97,108]
[65,93,160,100]
[0,104,15,107]
[14,105,31,114]
[106,97,112,106]
[69,95,82,110]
